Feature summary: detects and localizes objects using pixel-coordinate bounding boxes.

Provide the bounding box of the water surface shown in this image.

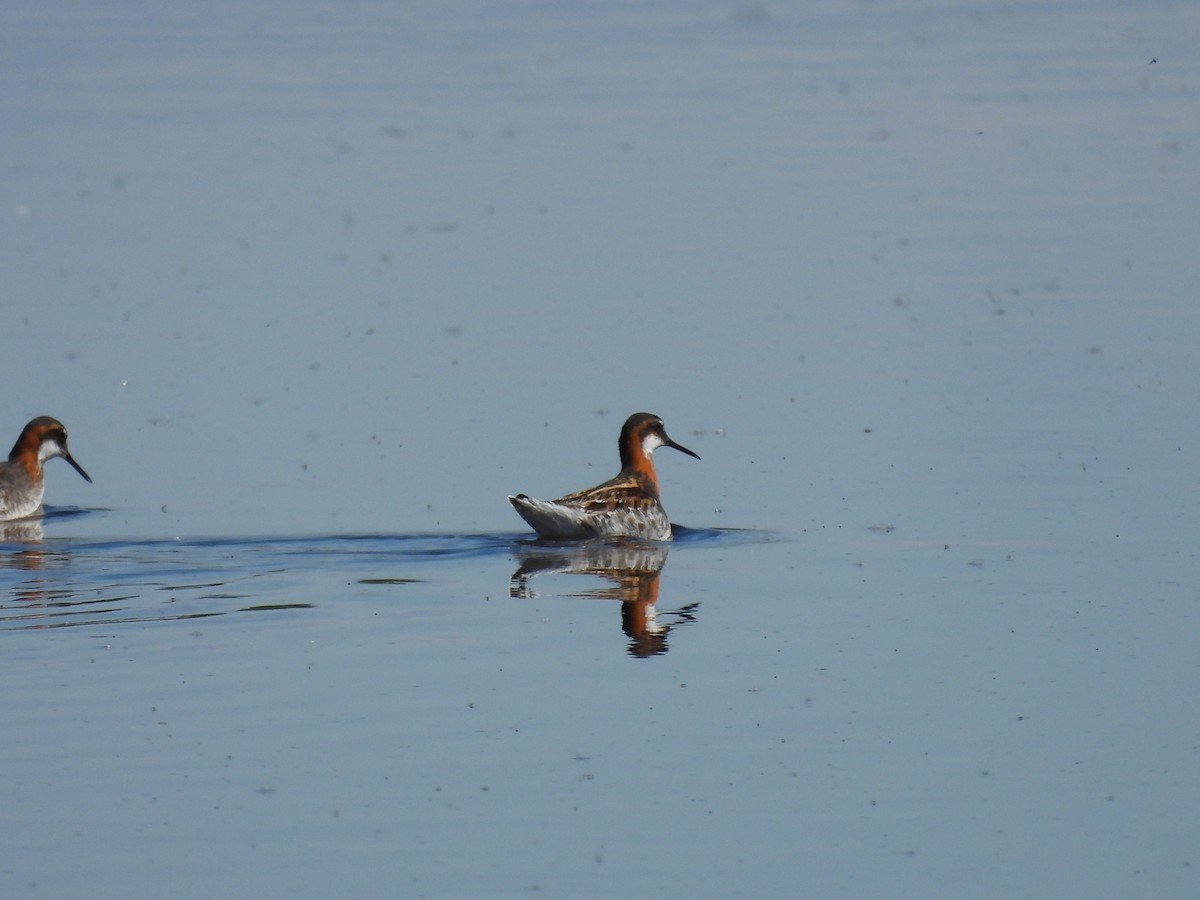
[2,1,1198,897]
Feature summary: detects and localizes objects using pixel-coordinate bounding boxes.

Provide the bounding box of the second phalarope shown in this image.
[0,416,91,521]
[508,412,699,541]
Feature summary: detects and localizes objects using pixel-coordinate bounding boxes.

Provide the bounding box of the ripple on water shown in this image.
[0,521,775,632]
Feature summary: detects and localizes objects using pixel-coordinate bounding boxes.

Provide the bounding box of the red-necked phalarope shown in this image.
[509,412,699,541]
[0,417,91,521]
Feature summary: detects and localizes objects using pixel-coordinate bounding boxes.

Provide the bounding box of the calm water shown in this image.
[3,1,1199,897]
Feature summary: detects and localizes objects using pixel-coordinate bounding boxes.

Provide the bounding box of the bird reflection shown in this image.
[1,517,44,546]
[510,538,698,657]
[0,539,75,628]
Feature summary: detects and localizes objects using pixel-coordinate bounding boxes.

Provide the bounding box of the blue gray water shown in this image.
[3,1,1199,897]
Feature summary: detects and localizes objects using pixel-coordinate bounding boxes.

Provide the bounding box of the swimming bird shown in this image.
[0,416,91,521]
[509,412,699,541]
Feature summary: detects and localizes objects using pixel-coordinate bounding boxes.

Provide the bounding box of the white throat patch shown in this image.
[641,431,666,456]
[38,439,66,463]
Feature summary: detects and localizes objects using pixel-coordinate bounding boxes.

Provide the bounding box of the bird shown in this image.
[0,416,91,521]
[509,412,699,541]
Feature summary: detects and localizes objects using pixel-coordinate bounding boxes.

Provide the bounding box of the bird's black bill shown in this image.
[666,438,701,461]
[64,453,92,484]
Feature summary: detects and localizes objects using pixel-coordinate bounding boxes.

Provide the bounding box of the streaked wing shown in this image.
[555,473,656,513]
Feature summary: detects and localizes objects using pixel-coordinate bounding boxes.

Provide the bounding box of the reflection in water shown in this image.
[0,530,321,631]
[0,518,44,545]
[0,528,740,635]
[0,531,516,632]
[0,536,317,630]
[0,506,99,553]
[510,539,698,657]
